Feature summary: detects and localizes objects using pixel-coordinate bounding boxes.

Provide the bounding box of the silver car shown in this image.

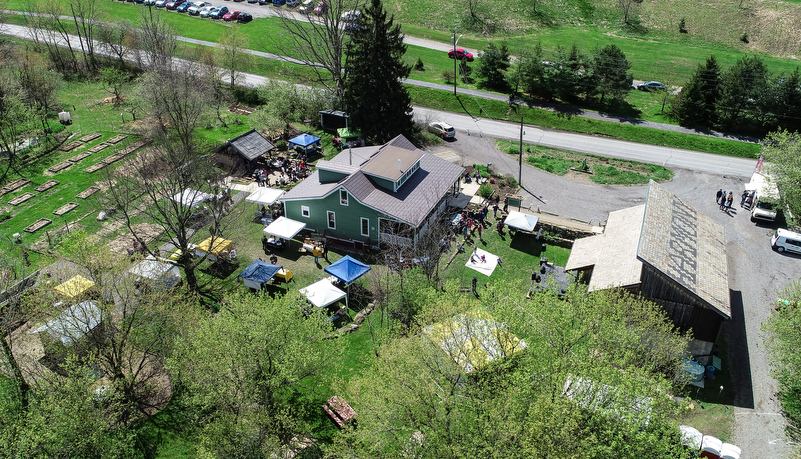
[188,1,209,14]
[199,5,215,16]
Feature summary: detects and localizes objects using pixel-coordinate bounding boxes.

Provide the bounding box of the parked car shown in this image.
[341,9,360,22]
[144,0,157,5]
[286,0,300,6]
[428,122,456,139]
[223,10,241,20]
[637,81,666,91]
[273,0,286,5]
[135,0,145,4]
[447,48,474,62]
[313,1,325,14]
[772,228,801,254]
[199,5,216,16]
[246,0,258,4]
[155,0,169,7]
[176,1,194,12]
[298,0,313,13]
[187,1,208,13]
[210,6,229,18]
[259,0,270,5]
[166,0,186,9]
[344,22,359,34]
[237,11,252,22]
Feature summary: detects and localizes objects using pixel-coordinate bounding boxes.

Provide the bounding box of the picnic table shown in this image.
[323,395,356,428]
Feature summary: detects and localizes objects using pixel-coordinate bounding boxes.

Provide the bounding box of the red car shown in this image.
[223,10,241,20]
[313,1,325,15]
[448,48,474,62]
[165,0,186,8]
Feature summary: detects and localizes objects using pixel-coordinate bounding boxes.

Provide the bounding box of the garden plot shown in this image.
[53,202,79,216]
[79,133,102,143]
[34,180,59,192]
[59,141,82,152]
[68,151,93,163]
[76,186,101,199]
[9,193,35,206]
[106,134,128,144]
[0,178,30,196]
[48,161,73,173]
[87,143,109,153]
[24,218,51,233]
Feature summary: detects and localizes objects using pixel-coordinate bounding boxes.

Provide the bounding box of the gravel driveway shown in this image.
[431,135,797,458]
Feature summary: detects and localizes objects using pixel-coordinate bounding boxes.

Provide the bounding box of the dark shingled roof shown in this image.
[229,130,275,161]
[637,181,730,318]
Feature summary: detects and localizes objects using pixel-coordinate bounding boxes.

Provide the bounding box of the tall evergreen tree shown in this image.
[343,0,414,143]
[476,42,511,91]
[718,55,768,128]
[670,55,721,127]
[589,44,632,105]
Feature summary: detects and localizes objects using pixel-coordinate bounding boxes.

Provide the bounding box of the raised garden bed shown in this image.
[0,178,31,196]
[76,186,101,199]
[118,140,147,156]
[102,152,126,165]
[59,141,82,152]
[106,134,128,144]
[69,151,93,163]
[9,192,35,206]
[35,180,59,192]
[53,202,79,216]
[84,163,107,173]
[88,143,109,153]
[228,103,255,116]
[48,161,73,173]
[24,218,51,233]
[79,133,102,143]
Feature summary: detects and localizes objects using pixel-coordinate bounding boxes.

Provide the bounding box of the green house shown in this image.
[281,135,464,249]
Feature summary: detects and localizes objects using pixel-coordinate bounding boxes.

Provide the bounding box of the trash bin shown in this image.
[705,365,716,379]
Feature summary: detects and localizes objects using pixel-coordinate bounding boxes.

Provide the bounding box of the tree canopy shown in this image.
[343,0,415,144]
[763,130,801,224]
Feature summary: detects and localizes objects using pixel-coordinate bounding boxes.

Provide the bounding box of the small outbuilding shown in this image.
[32,301,101,346]
[128,257,182,291]
[229,129,275,163]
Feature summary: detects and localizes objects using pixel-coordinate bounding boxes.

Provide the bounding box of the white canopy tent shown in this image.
[299,279,347,308]
[245,187,284,206]
[263,217,306,240]
[172,188,212,208]
[503,210,539,232]
[128,257,182,290]
[32,301,101,345]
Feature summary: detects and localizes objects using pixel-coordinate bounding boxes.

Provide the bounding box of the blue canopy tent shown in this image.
[324,255,371,310]
[239,259,283,290]
[288,133,321,158]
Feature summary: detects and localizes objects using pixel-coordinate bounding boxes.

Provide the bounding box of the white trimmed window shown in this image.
[360,217,369,237]
[301,205,310,218]
[340,189,349,206]
[327,211,336,229]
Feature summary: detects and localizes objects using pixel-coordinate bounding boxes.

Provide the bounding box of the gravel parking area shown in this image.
[432,135,797,457]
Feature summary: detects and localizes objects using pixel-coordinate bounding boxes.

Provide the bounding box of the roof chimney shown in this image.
[398,159,402,172]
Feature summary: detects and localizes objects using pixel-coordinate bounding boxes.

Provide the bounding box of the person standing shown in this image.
[719,191,727,211]
[726,192,733,211]
[477,224,483,240]
[497,257,502,268]
[503,196,509,213]
[472,275,478,294]
[740,190,748,207]
[492,203,499,218]
[716,189,723,204]
[322,240,329,261]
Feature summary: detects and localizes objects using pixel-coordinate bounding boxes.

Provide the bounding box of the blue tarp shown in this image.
[239,260,282,284]
[324,255,371,285]
[288,133,321,148]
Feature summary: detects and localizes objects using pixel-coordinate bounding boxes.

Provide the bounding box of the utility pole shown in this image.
[518,116,523,186]
[452,31,462,96]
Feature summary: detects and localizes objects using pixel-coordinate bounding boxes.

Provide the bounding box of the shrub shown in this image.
[442,71,455,84]
[472,164,491,178]
[0,211,11,223]
[679,18,687,33]
[478,183,493,198]
[741,32,749,43]
[275,140,287,151]
[414,58,424,71]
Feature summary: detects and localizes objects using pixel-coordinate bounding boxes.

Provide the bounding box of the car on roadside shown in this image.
[187,1,208,13]
[313,1,325,15]
[428,121,456,139]
[223,10,241,20]
[199,4,215,16]
[154,0,169,7]
[286,0,300,6]
[298,0,313,13]
[237,11,252,22]
[341,9,360,22]
[165,0,186,9]
[144,0,157,5]
[247,0,258,4]
[637,81,666,91]
[176,1,194,12]
[135,0,145,4]
[344,22,359,34]
[447,48,474,62]
[210,5,229,17]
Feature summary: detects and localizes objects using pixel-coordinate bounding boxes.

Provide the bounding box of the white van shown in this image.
[771,228,801,254]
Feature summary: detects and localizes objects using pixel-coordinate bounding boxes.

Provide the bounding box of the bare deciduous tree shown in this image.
[271,0,359,98]
[216,27,250,88]
[136,8,177,72]
[69,0,102,72]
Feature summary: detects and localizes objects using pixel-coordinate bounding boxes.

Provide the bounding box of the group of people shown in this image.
[716,188,753,212]
[253,158,307,187]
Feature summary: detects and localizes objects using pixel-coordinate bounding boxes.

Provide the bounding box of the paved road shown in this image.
[414,107,756,178]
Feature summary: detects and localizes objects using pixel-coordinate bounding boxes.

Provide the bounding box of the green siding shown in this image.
[319,169,349,183]
[370,176,395,192]
[284,188,380,246]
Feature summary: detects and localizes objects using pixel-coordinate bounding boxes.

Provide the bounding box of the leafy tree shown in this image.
[762,130,801,224]
[508,45,547,98]
[589,44,632,105]
[769,68,801,132]
[718,55,768,128]
[670,55,721,127]
[476,42,511,91]
[343,0,415,143]
[100,66,129,104]
[216,27,250,88]
[764,279,801,444]
[169,292,343,458]
[251,80,331,135]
